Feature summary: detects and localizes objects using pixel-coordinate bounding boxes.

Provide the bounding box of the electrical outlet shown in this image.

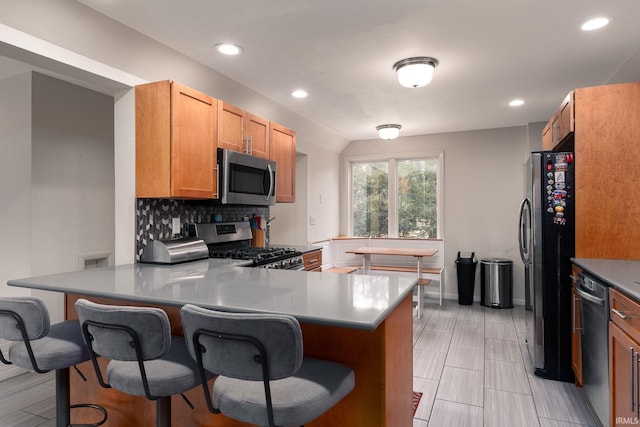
[171,217,181,235]
[310,215,317,226]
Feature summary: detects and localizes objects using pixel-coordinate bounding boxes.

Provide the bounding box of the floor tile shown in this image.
[450,326,484,349]
[538,418,593,427]
[484,388,540,427]
[413,348,446,380]
[485,319,518,341]
[484,307,514,323]
[530,378,596,425]
[413,376,439,421]
[415,330,452,353]
[413,418,429,427]
[485,338,524,364]
[485,358,531,395]
[445,344,485,371]
[424,314,456,333]
[436,366,483,406]
[429,399,484,427]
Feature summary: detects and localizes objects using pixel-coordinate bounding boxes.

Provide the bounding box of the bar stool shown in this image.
[180,304,355,427]
[0,296,107,427]
[74,298,210,427]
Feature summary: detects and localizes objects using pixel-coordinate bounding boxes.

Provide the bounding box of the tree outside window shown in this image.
[352,158,438,238]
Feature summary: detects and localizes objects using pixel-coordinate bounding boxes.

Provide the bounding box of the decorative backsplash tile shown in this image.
[136,199,269,260]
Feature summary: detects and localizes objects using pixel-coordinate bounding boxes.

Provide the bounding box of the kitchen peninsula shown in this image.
[8,261,416,426]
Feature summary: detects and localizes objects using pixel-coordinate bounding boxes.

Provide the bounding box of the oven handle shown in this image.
[574,286,605,306]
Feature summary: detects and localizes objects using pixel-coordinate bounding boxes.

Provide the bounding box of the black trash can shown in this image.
[480,258,513,308]
[455,252,477,305]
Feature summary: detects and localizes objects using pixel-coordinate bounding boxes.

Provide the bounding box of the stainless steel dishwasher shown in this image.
[575,273,609,427]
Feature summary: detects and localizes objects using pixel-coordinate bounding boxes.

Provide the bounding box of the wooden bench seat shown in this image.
[370,265,443,275]
[324,266,359,274]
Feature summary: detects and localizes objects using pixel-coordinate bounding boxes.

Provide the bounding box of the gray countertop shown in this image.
[8,260,415,330]
[572,258,640,300]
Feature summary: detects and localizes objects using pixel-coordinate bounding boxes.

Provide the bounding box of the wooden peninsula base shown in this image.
[64,293,413,427]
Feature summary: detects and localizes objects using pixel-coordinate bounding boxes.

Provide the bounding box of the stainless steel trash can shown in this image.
[480,258,513,308]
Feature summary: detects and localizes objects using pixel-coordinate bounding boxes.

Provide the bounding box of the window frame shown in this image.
[344,151,444,239]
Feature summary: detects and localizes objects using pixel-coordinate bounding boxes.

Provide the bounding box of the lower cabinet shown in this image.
[610,288,640,426]
[571,265,583,386]
[303,250,322,272]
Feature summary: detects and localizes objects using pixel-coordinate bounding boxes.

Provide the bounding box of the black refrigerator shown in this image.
[518,151,575,382]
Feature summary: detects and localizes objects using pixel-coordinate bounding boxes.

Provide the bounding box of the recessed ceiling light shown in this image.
[509,99,525,107]
[292,89,308,98]
[581,17,610,31]
[215,43,243,55]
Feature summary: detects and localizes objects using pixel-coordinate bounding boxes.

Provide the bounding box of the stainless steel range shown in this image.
[186,222,304,270]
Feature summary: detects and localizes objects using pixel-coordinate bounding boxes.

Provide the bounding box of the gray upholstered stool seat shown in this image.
[180,304,355,427]
[0,296,108,427]
[75,298,209,427]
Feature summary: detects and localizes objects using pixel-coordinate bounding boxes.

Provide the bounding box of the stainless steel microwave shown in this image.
[217,148,276,206]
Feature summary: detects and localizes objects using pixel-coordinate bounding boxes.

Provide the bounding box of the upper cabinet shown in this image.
[270,122,296,203]
[136,80,217,199]
[542,91,575,151]
[218,101,270,159]
[573,82,640,260]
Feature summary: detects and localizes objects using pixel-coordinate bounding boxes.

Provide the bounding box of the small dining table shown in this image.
[346,246,439,319]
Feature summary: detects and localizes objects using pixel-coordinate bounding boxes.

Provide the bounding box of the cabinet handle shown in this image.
[243,135,249,154]
[631,348,636,414]
[214,165,219,198]
[636,351,640,419]
[249,136,253,155]
[569,275,578,281]
[572,294,582,333]
[612,308,640,319]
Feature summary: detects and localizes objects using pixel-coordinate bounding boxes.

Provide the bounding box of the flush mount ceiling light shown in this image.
[376,124,402,140]
[215,43,243,55]
[581,17,610,31]
[509,99,525,107]
[393,57,439,88]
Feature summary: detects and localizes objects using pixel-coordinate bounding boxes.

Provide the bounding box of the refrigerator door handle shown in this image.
[518,197,532,264]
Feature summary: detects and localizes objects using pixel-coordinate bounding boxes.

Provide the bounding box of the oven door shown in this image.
[219,148,276,205]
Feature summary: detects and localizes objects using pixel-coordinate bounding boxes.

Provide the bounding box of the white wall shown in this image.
[341,126,531,303]
[0,73,32,298]
[30,73,115,321]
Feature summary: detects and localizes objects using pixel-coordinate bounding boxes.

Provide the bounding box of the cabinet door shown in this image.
[610,322,640,426]
[246,113,269,159]
[218,101,246,153]
[171,82,217,198]
[542,121,553,150]
[270,122,296,203]
[303,250,322,272]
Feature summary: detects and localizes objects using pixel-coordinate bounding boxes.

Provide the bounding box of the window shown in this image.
[349,154,442,238]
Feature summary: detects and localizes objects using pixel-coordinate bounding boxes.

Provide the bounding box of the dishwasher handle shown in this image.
[575,286,605,306]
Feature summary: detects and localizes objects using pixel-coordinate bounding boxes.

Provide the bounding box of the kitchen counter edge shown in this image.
[572,258,640,301]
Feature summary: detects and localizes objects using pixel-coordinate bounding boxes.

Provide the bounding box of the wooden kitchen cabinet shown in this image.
[303,250,322,272]
[270,122,296,203]
[136,80,218,198]
[574,82,640,260]
[542,91,574,151]
[571,265,583,387]
[609,288,640,426]
[218,101,270,159]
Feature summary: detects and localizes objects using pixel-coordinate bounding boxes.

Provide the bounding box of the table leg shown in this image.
[362,254,371,274]
[416,257,424,319]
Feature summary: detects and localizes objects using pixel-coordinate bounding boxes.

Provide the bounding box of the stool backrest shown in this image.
[75,299,170,361]
[0,297,50,341]
[181,304,303,381]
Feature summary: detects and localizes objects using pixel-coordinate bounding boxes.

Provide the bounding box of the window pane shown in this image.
[398,159,438,238]
[352,162,388,237]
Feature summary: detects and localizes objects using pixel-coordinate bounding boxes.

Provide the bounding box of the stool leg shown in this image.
[156,396,171,427]
[56,368,71,427]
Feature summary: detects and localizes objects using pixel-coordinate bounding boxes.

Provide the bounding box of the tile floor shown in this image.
[412,300,599,427]
[0,301,599,427]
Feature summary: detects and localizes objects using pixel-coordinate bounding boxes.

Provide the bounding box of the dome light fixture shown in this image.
[291,89,308,98]
[376,124,402,140]
[509,99,525,107]
[393,57,439,88]
[215,43,243,55]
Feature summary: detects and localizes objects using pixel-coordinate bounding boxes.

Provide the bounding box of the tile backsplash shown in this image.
[136,199,269,260]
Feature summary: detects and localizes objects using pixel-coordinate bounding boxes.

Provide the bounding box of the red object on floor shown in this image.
[412,391,423,416]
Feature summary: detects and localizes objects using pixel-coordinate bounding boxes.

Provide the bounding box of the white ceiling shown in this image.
[75,0,640,141]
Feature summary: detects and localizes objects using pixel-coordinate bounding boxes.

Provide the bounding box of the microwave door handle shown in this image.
[265,164,274,200]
